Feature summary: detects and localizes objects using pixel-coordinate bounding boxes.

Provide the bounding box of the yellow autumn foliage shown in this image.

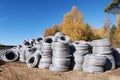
[117,11,120,28]
[61,6,87,41]
[43,6,120,47]
[97,28,108,39]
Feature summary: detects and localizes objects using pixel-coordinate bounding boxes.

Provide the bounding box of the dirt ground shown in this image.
[0,61,120,80]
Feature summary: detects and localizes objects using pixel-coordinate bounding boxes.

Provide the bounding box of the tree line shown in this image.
[44,0,120,47]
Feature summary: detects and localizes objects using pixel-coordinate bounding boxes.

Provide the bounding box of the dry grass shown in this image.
[0,62,120,80]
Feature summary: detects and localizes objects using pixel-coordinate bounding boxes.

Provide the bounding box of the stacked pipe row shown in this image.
[0,49,19,62]
[38,36,54,69]
[112,48,120,67]
[83,39,115,73]
[50,42,71,72]
[26,37,44,68]
[1,32,72,72]
[1,32,120,74]
[73,41,89,70]
[19,39,37,63]
[83,54,107,73]
[92,39,115,70]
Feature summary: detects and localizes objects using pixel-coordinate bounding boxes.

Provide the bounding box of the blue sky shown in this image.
[0,0,116,45]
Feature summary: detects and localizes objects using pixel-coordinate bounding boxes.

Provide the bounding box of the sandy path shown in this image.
[0,61,120,80]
